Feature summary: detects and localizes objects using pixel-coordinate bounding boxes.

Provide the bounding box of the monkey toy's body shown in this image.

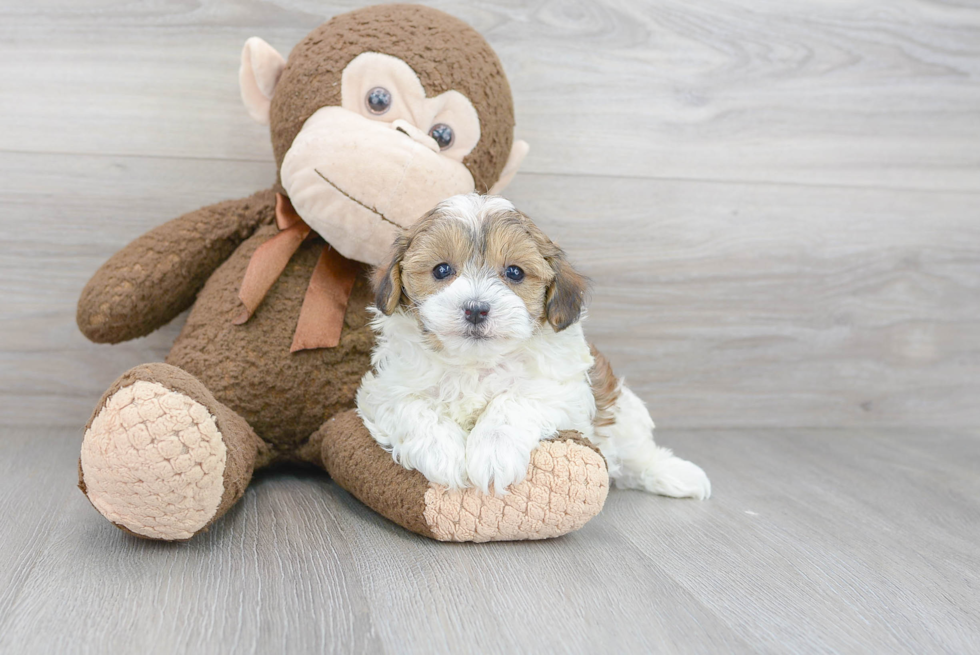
[76,5,609,543]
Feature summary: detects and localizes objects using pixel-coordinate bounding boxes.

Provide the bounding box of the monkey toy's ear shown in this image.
[489,140,530,195]
[239,37,286,125]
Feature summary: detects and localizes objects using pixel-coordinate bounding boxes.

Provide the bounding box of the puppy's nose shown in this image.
[463,301,490,325]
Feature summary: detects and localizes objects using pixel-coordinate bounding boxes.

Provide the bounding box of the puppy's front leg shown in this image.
[358,397,468,489]
[466,395,551,495]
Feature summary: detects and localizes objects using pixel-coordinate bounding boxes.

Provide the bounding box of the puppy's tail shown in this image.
[588,344,623,429]
[587,344,711,499]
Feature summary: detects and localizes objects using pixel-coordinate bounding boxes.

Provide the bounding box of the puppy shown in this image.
[356,194,710,499]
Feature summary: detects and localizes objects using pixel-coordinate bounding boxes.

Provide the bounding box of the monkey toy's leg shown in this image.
[304,411,610,542]
[79,363,271,541]
[80,365,609,542]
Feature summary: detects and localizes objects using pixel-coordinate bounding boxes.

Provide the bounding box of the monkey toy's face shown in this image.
[281,52,482,264]
[239,6,528,266]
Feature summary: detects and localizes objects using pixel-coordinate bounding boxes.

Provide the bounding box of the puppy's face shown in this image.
[375,195,587,357]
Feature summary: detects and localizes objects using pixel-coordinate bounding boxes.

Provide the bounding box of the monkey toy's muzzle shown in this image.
[280,107,476,265]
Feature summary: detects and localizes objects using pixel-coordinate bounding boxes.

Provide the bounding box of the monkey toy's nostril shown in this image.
[391,119,440,153]
[463,301,490,326]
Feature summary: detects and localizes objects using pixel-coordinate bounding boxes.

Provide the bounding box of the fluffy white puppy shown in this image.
[356,194,710,499]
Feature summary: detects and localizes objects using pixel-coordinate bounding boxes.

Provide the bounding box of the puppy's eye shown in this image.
[432,263,453,280]
[366,87,392,114]
[428,123,454,150]
[504,265,525,282]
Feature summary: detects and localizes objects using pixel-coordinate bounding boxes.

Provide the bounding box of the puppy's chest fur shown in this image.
[425,359,557,431]
[365,312,597,436]
[424,365,497,430]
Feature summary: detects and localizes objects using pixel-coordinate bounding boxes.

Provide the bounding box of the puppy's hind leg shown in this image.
[593,386,711,500]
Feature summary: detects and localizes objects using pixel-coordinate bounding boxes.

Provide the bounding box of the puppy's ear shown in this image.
[545,251,588,331]
[374,234,410,315]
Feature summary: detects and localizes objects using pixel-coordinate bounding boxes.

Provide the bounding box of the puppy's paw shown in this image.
[645,456,711,500]
[465,426,534,496]
[391,426,468,489]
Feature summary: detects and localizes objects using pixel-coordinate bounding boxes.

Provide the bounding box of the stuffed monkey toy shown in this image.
[77,4,609,543]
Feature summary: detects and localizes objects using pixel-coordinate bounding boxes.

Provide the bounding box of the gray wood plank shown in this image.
[0,1,978,190]
[0,428,81,617]
[0,456,384,654]
[2,150,977,430]
[319,482,751,654]
[1,426,977,654]
[607,429,980,654]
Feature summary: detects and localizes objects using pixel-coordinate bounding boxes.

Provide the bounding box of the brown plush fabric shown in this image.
[77,190,276,344]
[313,410,435,538]
[79,362,270,539]
[270,4,514,193]
[166,223,375,454]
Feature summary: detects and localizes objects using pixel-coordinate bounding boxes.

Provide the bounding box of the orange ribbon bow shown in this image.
[233,193,360,352]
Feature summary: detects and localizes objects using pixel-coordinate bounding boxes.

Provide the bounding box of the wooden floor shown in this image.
[2,425,978,654]
[1,1,978,653]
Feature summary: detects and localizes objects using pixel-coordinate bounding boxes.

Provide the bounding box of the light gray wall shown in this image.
[1,0,977,430]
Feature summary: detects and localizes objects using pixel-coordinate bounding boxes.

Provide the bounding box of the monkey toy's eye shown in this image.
[432,263,453,280]
[366,87,392,114]
[428,123,454,150]
[504,265,524,282]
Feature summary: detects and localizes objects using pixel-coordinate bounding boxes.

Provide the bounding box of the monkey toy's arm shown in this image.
[77,189,275,344]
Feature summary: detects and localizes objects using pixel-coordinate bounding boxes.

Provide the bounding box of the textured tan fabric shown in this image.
[423,433,609,542]
[79,363,265,541]
[81,381,227,540]
[270,4,515,193]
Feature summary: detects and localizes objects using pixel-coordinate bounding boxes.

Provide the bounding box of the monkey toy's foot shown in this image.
[314,412,610,542]
[422,436,610,541]
[79,364,264,541]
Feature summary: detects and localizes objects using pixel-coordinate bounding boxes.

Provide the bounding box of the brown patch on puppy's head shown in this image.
[479,212,588,330]
[543,248,588,332]
[374,196,587,345]
[374,233,410,316]
[510,219,588,332]
[374,207,475,316]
